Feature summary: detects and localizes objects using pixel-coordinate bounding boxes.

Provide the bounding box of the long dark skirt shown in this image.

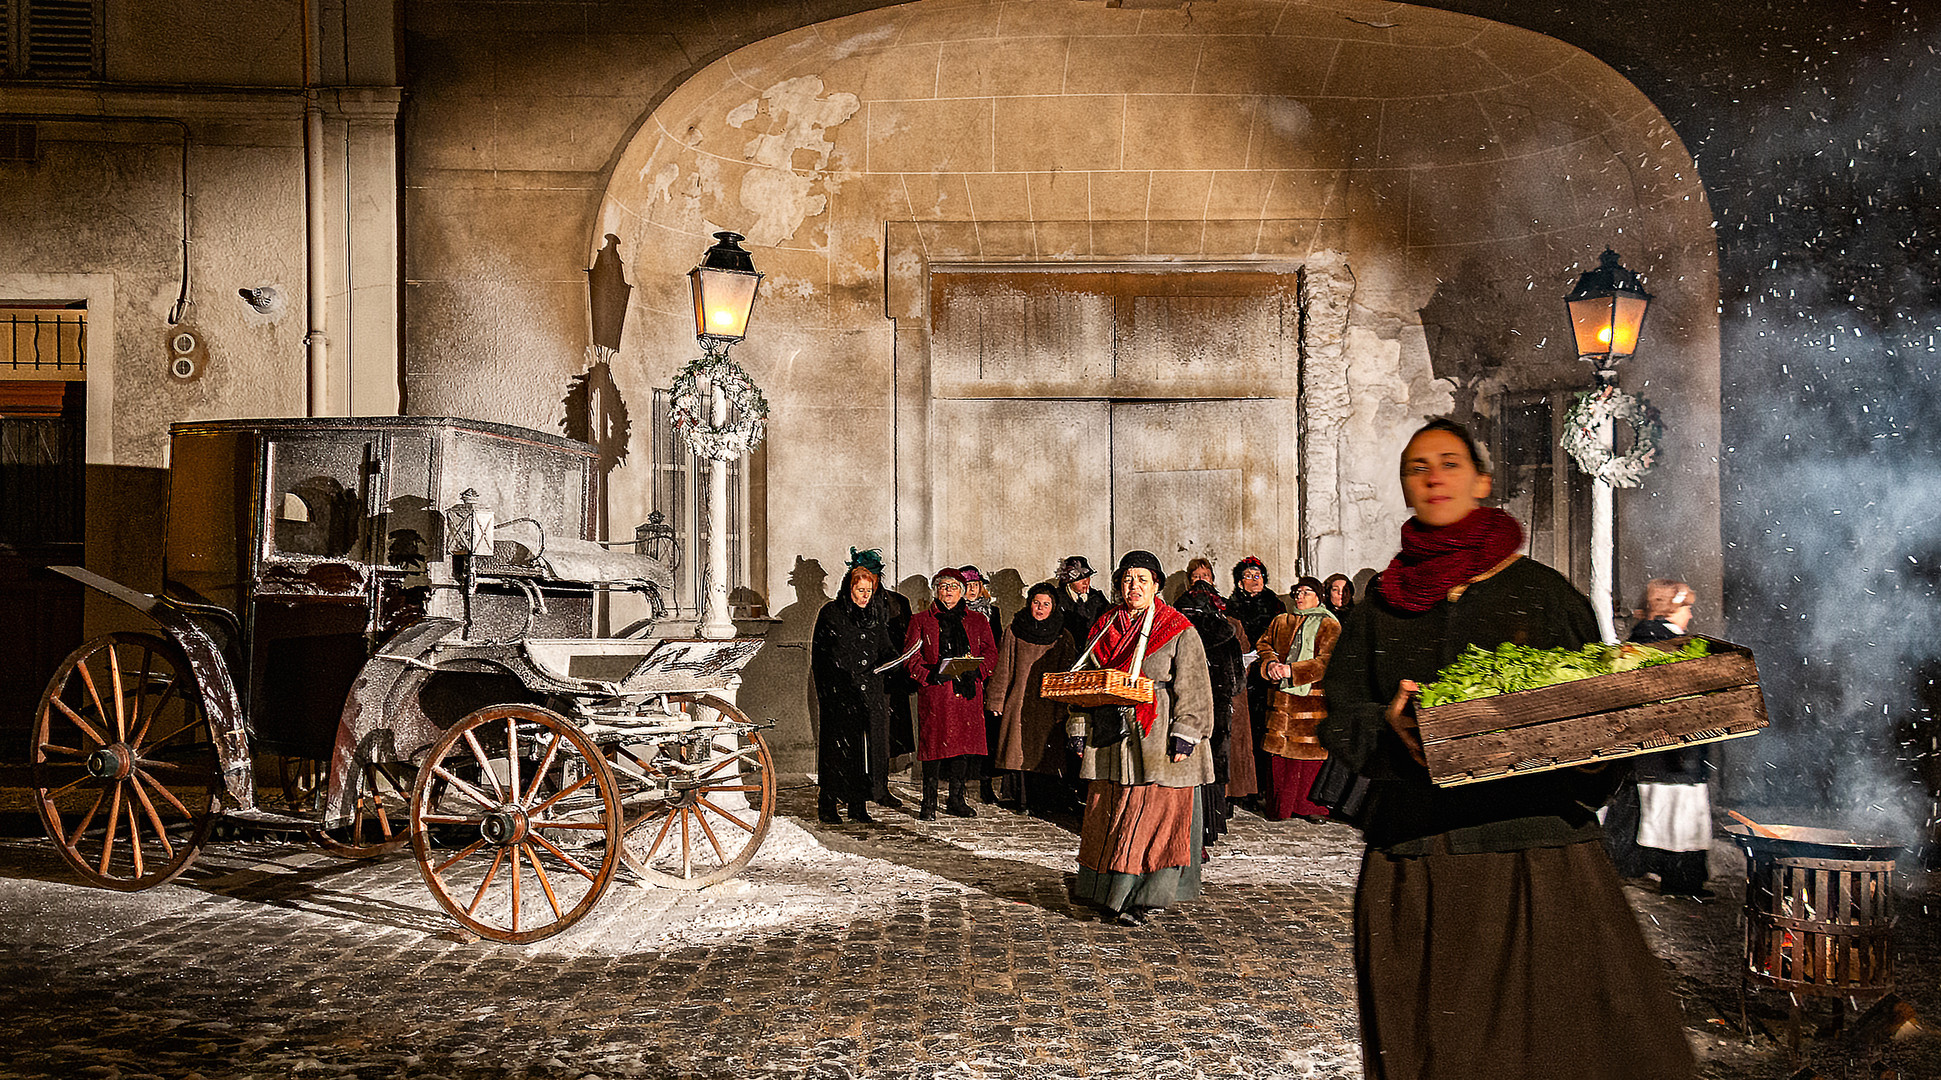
[1074,782,1202,915]
[1354,840,1696,1080]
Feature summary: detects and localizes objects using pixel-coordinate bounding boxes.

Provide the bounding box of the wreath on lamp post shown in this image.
[670,351,769,462]
[1560,385,1663,489]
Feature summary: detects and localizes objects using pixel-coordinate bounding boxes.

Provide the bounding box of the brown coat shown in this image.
[985,627,1078,773]
[1255,610,1339,761]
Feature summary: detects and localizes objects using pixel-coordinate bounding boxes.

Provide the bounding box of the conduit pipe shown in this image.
[301,0,330,416]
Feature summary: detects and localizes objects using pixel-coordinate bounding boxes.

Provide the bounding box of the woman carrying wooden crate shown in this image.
[1318,418,1695,1080]
[1062,550,1215,927]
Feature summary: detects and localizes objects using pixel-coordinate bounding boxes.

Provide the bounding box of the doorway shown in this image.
[1,303,87,758]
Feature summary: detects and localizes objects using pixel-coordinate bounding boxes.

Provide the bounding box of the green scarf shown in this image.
[1278,609,1337,696]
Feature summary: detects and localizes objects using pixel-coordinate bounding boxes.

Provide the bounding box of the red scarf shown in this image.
[1087,599,1193,735]
[1375,507,1525,613]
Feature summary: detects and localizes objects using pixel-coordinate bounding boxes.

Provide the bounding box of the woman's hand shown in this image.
[1385,679,1427,767]
[1264,660,1292,681]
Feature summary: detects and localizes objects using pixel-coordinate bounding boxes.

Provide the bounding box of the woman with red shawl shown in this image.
[1318,418,1694,1079]
[1065,550,1215,926]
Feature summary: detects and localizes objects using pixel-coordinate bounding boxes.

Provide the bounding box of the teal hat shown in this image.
[847,547,885,575]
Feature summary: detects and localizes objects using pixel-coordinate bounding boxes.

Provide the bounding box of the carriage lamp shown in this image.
[446,488,497,556]
[688,232,763,351]
[1565,248,1653,380]
[446,488,496,637]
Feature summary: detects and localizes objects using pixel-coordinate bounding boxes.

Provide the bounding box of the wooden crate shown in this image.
[1418,635,1768,787]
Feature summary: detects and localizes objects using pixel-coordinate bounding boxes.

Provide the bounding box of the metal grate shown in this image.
[0,122,38,163]
[20,0,100,78]
[650,388,743,615]
[2,310,86,375]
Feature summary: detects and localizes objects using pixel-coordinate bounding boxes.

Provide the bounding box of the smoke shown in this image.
[1715,14,1941,846]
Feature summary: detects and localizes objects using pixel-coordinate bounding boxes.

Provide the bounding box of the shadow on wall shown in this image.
[735,556,827,773]
[1419,258,1517,435]
[989,568,1028,628]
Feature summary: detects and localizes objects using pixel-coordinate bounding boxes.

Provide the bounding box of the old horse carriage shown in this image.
[29,416,774,942]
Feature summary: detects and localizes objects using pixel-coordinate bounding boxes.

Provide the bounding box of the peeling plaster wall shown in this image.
[403,0,1720,768]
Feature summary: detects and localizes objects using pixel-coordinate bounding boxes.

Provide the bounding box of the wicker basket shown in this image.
[1040,668,1155,708]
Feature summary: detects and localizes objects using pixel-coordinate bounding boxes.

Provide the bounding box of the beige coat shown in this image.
[1066,625,1216,788]
[1256,610,1339,761]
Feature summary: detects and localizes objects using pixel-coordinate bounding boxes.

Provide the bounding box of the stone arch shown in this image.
[593,0,1720,632]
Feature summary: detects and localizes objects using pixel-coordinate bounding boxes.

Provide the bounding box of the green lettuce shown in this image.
[1416,638,1710,709]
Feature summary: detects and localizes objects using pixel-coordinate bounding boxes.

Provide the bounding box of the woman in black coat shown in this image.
[811,563,897,824]
[1230,556,1286,810]
[1318,418,1694,1080]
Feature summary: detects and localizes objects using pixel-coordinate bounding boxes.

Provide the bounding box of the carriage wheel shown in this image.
[614,694,775,890]
[30,632,218,891]
[272,755,413,859]
[409,704,622,943]
[316,760,414,859]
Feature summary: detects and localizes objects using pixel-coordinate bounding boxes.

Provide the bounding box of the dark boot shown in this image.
[817,799,843,825]
[918,766,939,821]
[979,775,997,804]
[946,775,976,818]
[847,802,876,824]
[874,787,905,810]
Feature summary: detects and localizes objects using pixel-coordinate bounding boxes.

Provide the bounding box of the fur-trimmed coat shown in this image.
[1256,609,1340,761]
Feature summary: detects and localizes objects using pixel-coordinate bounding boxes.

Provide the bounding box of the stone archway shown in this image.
[590,0,1721,765]
[594,0,1718,601]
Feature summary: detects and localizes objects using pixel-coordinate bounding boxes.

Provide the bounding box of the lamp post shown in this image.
[683,232,765,640]
[1563,249,1653,643]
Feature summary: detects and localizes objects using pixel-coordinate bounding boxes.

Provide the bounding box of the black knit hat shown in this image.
[1114,550,1165,588]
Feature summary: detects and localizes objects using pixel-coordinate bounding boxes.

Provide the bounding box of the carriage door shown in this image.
[250,434,377,759]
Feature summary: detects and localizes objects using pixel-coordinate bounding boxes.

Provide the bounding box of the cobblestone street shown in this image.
[0,782,1934,1080]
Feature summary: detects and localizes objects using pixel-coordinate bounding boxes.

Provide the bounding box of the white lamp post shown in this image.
[1564,249,1653,643]
[683,232,765,641]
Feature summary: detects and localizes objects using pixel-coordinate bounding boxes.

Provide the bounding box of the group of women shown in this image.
[814,417,1700,1078]
[814,548,1359,834]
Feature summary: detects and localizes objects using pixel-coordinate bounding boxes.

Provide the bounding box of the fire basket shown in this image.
[1726,822,1902,1054]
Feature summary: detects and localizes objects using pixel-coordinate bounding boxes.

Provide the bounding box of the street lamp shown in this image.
[689,232,763,352]
[1562,248,1653,643]
[1565,248,1653,382]
[681,232,766,640]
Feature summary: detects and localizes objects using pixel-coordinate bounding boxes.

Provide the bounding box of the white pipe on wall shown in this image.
[300,0,330,416]
[305,98,329,416]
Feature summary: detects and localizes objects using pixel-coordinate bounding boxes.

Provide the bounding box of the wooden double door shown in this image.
[929,396,1295,590]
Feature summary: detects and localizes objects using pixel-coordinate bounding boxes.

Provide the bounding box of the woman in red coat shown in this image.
[904,567,997,820]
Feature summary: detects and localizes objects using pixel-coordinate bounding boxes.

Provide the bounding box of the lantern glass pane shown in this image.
[1568,296,1615,358]
[1608,294,1649,358]
[690,267,760,342]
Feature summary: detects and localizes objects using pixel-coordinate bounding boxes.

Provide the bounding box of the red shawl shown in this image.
[1086,599,1194,735]
[1375,506,1525,612]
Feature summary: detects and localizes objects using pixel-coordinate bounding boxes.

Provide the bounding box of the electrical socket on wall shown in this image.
[167,326,206,381]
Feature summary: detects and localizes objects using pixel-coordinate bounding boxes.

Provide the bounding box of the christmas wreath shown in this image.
[670,352,769,461]
[1560,385,1662,488]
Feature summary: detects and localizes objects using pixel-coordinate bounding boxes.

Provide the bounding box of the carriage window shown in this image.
[267,439,368,559]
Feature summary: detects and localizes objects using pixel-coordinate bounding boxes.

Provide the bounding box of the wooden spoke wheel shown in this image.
[277,756,413,859]
[409,704,622,943]
[31,632,219,891]
[614,694,775,890]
